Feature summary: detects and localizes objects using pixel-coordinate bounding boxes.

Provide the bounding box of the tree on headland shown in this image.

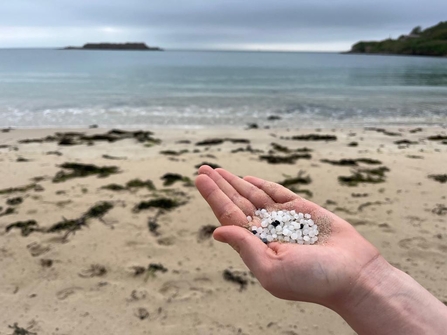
[410,26,422,35]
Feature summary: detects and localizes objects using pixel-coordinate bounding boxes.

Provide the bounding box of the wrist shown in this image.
[328,255,447,335]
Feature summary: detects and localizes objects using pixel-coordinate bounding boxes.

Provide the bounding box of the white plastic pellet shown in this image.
[248,209,319,245]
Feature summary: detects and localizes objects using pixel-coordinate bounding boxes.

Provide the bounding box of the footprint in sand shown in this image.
[26,242,50,257]
[56,287,82,300]
[159,278,213,302]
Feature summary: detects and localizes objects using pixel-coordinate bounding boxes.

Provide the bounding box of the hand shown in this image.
[195,165,385,308]
[196,165,447,335]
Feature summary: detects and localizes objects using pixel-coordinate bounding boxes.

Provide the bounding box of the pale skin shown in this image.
[195,165,447,335]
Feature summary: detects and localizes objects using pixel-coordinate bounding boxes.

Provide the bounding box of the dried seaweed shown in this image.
[6,197,23,206]
[278,171,312,187]
[194,162,221,169]
[198,225,218,241]
[53,163,119,183]
[428,174,447,183]
[259,153,311,164]
[133,198,181,213]
[5,220,38,236]
[223,269,248,291]
[161,173,192,187]
[0,183,37,195]
[8,323,37,335]
[321,158,381,166]
[338,166,390,186]
[195,138,250,146]
[126,179,156,190]
[282,134,337,141]
[159,149,189,156]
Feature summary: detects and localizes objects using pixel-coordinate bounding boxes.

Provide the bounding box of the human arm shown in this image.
[195,165,447,335]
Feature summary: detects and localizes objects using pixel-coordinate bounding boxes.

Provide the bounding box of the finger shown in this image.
[198,165,256,215]
[244,176,298,203]
[215,168,275,209]
[195,174,248,226]
[213,226,272,277]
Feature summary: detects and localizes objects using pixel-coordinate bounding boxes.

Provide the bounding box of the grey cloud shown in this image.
[1,0,446,48]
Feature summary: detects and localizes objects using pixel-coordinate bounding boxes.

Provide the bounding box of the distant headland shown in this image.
[62,43,163,51]
[346,21,447,57]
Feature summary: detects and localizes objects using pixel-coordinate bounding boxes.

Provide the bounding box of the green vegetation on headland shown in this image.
[347,21,447,57]
[63,42,163,51]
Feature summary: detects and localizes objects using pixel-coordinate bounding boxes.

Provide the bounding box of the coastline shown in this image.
[1,125,446,334]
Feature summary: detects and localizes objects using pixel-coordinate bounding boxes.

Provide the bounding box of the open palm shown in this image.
[195,165,384,308]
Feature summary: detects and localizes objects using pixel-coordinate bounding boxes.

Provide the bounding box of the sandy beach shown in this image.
[1,125,446,334]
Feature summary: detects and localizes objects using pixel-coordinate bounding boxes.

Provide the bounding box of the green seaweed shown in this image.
[5,220,38,236]
[53,163,119,183]
[46,217,87,233]
[133,198,181,213]
[84,201,114,219]
[348,142,358,147]
[161,173,192,187]
[126,179,156,190]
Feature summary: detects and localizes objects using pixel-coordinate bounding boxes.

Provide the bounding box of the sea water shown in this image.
[0,49,446,128]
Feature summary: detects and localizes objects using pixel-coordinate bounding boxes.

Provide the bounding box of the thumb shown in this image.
[213,225,271,277]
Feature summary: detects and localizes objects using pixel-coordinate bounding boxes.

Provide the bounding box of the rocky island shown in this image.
[63,42,163,51]
[347,21,447,57]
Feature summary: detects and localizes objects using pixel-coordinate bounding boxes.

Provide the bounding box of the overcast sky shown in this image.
[1,0,446,51]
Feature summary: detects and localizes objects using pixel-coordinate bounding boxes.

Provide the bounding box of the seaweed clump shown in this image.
[321,158,381,166]
[0,183,37,195]
[0,207,15,217]
[133,198,181,213]
[19,129,161,146]
[161,173,192,187]
[277,171,313,198]
[223,269,249,291]
[194,162,221,169]
[126,179,156,190]
[8,323,37,335]
[428,174,447,184]
[270,142,312,154]
[53,163,119,183]
[5,220,38,236]
[6,197,23,206]
[259,153,311,164]
[195,138,250,146]
[46,201,114,237]
[101,179,155,192]
[198,225,218,241]
[281,134,337,141]
[338,166,390,186]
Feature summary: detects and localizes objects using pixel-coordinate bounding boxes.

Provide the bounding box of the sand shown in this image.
[0,125,446,334]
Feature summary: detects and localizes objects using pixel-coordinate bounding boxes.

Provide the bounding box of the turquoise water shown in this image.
[0,49,446,128]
